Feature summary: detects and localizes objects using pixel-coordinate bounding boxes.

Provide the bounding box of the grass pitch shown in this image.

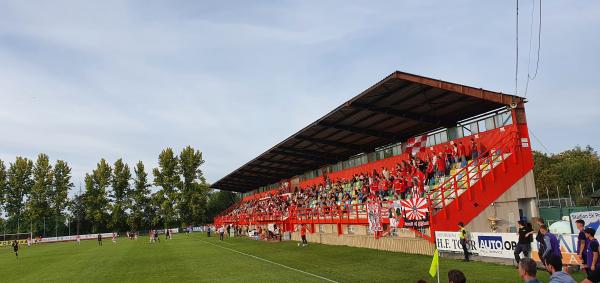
[0,233,586,282]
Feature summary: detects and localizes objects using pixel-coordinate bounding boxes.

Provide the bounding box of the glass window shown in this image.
[462,125,472,137]
[427,135,435,147]
[470,122,479,134]
[478,120,486,132]
[485,117,495,131]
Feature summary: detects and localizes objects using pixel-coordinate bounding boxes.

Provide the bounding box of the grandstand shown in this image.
[212,71,537,254]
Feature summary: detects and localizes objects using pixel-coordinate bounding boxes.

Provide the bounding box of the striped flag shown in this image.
[405,134,428,155]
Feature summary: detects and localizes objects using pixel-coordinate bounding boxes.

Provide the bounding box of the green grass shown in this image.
[0,233,587,282]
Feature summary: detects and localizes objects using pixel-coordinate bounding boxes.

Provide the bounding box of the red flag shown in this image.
[405,134,428,155]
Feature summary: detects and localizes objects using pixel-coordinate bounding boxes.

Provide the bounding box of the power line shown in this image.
[523,0,542,97]
[529,129,550,153]
[515,0,519,97]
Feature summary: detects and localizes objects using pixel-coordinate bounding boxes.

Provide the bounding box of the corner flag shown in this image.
[429,248,439,278]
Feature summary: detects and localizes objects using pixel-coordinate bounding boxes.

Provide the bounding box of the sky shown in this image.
[0,1,599,190]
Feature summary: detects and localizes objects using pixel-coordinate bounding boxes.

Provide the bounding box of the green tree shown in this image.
[110,159,131,232]
[149,191,166,228]
[53,160,73,236]
[27,153,54,236]
[0,159,7,224]
[6,157,34,233]
[153,148,180,228]
[206,190,240,223]
[534,145,600,204]
[179,146,209,226]
[128,161,151,232]
[85,159,112,233]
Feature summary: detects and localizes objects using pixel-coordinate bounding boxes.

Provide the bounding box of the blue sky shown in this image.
[0,1,598,189]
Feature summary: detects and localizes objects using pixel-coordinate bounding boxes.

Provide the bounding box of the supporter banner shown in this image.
[0,239,27,247]
[367,203,383,233]
[192,226,204,232]
[41,233,113,243]
[436,231,583,264]
[388,201,404,228]
[570,210,600,232]
[400,197,430,228]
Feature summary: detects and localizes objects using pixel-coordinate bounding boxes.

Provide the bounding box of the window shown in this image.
[485,117,495,131]
[469,122,479,135]
[478,120,486,132]
[495,112,513,127]
[427,135,435,147]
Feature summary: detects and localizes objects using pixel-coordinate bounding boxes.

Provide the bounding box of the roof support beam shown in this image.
[349,102,443,126]
[235,170,280,180]
[277,147,341,162]
[318,121,397,139]
[293,136,363,151]
[271,149,337,164]
[256,159,310,168]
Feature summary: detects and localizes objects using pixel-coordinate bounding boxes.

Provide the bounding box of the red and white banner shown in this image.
[367,203,383,233]
[405,135,428,156]
[400,197,430,227]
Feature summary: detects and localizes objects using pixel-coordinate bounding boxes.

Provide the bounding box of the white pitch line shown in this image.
[198,239,339,283]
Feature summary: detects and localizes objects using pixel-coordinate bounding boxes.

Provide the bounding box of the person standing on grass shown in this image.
[219,226,225,241]
[539,225,562,263]
[76,234,81,245]
[12,240,19,259]
[299,224,311,247]
[518,258,540,283]
[207,226,211,237]
[97,233,102,246]
[458,222,470,262]
[515,220,533,265]
[583,227,600,283]
[545,255,576,283]
[576,220,589,272]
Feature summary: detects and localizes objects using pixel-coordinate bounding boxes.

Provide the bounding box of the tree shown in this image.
[179,146,209,226]
[85,159,111,233]
[109,159,131,232]
[153,148,180,228]
[53,160,73,236]
[6,157,34,233]
[27,153,54,236]
[206,190,240,223]
[533,145,600,204]
[0,159,7,226]
[128,161,151,232]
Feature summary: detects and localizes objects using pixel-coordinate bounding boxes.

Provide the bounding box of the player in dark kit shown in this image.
[97,233,102,246]
[12,240,19,259]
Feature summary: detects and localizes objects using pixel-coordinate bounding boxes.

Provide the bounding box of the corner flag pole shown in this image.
[437,260,440,283]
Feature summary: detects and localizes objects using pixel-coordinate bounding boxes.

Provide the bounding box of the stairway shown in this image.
[424,130,533,233]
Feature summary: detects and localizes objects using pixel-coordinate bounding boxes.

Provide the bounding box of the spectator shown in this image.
[539,224,562,262]
[515,220,533,265]
[576,219,588,269]
[447,269,466,283]
[545,255,576,283]
[583,227,600,283]
[533,218,547,265]
[518,258,540,283]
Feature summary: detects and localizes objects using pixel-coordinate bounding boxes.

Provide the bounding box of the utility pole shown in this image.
[557,186,561,208]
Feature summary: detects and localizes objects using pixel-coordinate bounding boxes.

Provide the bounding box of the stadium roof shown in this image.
[213,71,525,192]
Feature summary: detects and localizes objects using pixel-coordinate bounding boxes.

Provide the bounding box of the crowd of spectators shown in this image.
[222,139,485,221]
